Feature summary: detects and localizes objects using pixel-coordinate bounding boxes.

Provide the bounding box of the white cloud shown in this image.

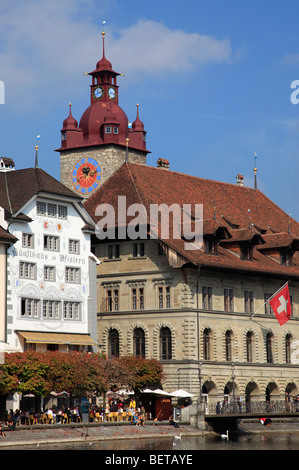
[108,20,233,77]
[0,1,235,111]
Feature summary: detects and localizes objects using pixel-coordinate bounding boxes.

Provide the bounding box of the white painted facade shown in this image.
[5,192,98,353]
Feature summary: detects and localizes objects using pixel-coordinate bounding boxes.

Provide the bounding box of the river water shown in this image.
[20,432,299,451]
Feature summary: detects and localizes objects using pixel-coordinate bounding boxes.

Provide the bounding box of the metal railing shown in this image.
[204,400,299,415]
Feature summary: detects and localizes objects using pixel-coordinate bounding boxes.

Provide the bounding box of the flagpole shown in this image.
[250,281,289,319]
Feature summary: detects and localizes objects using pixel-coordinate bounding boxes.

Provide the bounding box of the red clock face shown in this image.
[72,157,101,195]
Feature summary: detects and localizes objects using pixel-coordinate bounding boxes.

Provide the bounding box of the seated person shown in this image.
[136,413,145,427]
[169,414,179,428]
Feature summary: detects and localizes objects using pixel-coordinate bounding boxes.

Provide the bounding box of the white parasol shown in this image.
[141,388,173,396]
[170,389,194,398]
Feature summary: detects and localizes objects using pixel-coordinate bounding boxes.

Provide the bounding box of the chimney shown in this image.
[236,174,244,186]
[157,158,169,170]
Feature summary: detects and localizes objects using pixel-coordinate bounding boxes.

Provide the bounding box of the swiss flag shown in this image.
[269,284,291,326]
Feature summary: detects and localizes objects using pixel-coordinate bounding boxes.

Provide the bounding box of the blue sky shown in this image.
[0,0,298,222]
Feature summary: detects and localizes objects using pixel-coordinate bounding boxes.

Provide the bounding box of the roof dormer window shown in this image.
[241,244,253,261]
[204,237,217,254]
[280,249,293,266]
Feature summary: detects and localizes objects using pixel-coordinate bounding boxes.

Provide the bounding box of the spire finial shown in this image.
[101,21,106,58]
[35,145,39,168]
[125,137,129,162]
[253,152,258,189]
[35,135,40,168]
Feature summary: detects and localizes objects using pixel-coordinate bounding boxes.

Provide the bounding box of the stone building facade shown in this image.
[57,31,299,410]
[60,144,146,196]
[85,162,299,409]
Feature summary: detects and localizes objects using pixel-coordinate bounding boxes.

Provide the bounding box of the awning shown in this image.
[17,331,96,345]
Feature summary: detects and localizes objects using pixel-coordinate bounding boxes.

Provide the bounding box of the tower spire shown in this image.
[101,20,107,60]
[35,145,39,168]
[102,30,106,59]
[253,152,258,189]
[35,135,40,168]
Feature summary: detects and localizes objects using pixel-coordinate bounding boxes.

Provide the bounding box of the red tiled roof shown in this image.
[0,225,17,244]
[220,228,264,244]
[257,232,299,250]
[84,162,299,279]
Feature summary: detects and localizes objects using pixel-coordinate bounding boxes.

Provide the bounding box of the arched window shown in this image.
[134,328,145,358]
[225,330,232,361]
[160,327,172,360]
[285,334,292,364]
[246,331,254,362]
[203,328,212,360]
[108,329,119,358]
[266,332,274,363]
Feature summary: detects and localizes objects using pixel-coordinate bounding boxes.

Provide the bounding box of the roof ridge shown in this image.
[124,162,145,207]
[126,162,259,192]
[4,171,13,216]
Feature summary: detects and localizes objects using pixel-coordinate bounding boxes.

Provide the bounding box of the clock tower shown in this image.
[56,31,149,197]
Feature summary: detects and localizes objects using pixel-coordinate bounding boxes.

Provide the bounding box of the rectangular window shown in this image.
[21,298,40,318]
[65,267,80,283]
[113,127,119,134]
[22,233,34,248]
[264,293,274,315]
[43,300,61,319]
[224,288,234,312]
[25,343,36,352]
[241,245,253,261]
[202,286,213,310]
[36,201,46,216]
[244,290,254,314]
[158,286,171,309]
[44,235,59,251]
[132,287,144,310]
[205,238,217,254]
[69,239,80,254]
[58,205,67,219]
[280,250,292,266]
[158,287,164,308]
[105,126,112,134]
[63,301,80,320]
[107,244,120,259]
[47,203,57,218]
[106,289,119,312]
[132,242,145,257]
[166,286,170,308]
[44,266,55,281]
[19,262,36,280]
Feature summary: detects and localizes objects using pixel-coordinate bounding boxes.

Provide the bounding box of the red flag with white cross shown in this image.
[269,284,291,326]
